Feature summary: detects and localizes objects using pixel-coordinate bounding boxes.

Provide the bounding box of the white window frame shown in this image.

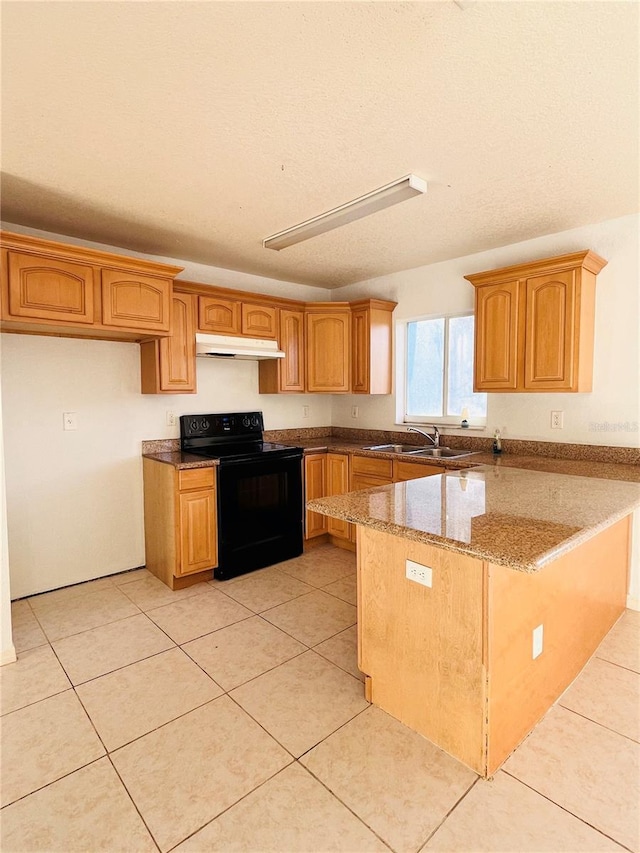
[395,311,487,429]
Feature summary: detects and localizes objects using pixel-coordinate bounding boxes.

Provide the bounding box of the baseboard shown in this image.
[626,595,640,612]
[1,644,17,666]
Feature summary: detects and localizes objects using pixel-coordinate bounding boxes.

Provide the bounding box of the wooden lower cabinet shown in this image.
[143,459,218,589]
[304,454,328,539]
[357,516,629,776]
[140,292,197,393]
[326,453,352,543]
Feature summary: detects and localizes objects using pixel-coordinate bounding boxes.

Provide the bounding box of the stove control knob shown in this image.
[189,419,199,432]
[251,416,258,427]
[242,417,250,428]
[201,419,210,431]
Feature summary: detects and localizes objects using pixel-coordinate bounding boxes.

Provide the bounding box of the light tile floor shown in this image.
[1,544,638,853]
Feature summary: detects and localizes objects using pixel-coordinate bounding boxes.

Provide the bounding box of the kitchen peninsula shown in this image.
[307,466,640,777]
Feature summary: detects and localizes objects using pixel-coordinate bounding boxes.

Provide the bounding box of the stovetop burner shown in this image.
[179,412,302,463]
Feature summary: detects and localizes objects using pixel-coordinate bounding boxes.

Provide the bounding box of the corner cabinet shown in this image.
[305,303,351,393]
[143,460,218,589]
[465,251,607,393]
[140,292,197,394]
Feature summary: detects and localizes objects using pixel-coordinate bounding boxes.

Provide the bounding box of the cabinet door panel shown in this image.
[327,453,351,540]
[280,309,305,391]
[524,271,575,390]
[304,454,327,539]
[242,303,278,339]
[474,281,519,390]
[178,489,217,574]
[306,312,350,392]
[351,309,369,393]
[8,252,95,323]
[199,296,241,334]
[102,270,171,332]
[158,293,196,392]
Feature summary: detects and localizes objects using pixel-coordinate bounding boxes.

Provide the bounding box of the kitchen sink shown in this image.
[361,444,422,453]
[402,447,478,458]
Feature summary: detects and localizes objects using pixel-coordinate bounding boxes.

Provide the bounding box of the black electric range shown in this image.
[180,412,304,579]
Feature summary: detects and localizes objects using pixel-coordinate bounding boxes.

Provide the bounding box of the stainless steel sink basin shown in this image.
[361,444,422,453]
[403,447,477,458]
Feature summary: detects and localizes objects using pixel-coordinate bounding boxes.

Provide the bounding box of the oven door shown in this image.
[215,452,303,579]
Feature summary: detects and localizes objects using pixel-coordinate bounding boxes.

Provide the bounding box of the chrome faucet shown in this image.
[407,426,440,448]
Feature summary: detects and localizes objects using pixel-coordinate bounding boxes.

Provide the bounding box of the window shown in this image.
[403,313,487,425]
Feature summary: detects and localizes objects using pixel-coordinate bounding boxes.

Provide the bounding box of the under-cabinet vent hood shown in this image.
[195,333,285,360]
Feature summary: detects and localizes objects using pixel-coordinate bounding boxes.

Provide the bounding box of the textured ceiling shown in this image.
[1,1,638,288]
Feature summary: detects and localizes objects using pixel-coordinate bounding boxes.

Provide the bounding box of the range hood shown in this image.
[195,333,285,360]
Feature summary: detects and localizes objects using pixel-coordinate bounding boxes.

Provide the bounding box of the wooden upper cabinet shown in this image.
[306,304,351,393]
[242,302,278,339]
[5,251,96,324]
[101,270,171,333]
[259,308,305,393]
[465,251,607,393]
[351,299,396,394]
[524,271,575,390]
[1,232,182,340]
[473,281,521,391]
[140,292,197,394]
[198,295,241,335]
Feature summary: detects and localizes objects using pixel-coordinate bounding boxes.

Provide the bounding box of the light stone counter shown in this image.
[307,465,640,572]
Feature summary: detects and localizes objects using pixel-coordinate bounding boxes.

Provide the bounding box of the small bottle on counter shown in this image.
[493,429,502,455]
[460,407,469,429]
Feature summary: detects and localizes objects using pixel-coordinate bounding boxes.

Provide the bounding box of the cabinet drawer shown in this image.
[394,461,445,481]
[179,467,215,491]
[351,472,393,491]
[352,456,393,478]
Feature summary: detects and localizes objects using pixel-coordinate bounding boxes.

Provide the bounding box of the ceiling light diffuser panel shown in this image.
[263,174,427,250]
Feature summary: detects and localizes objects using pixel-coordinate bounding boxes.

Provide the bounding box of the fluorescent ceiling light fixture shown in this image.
[263,174,427,251]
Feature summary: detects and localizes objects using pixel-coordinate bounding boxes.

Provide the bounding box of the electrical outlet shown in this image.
[550,411,564,429]
[166,411,177,427]
[63,412,78,431]
[405,559,433,588]
[302,405,310,419]
[351,406,359,418]
[532,624,544,659]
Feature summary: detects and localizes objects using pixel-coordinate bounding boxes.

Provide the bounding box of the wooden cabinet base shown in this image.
[162,568,213,590]
[357,517,629,777]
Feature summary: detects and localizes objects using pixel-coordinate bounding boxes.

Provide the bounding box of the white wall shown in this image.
[331,214,640,448]
[1,224,332,599]
[0,349,16,664]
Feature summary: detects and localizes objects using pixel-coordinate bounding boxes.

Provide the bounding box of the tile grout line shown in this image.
[593,651,640,677]
[501,769,636,853]
[556,702,640,745]
[105,754,162,853]
[417,776,480,850]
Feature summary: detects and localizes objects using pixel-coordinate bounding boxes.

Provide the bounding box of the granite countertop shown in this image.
[143,438,640,482]
[307,466,640,572]
[142,451,219,469]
